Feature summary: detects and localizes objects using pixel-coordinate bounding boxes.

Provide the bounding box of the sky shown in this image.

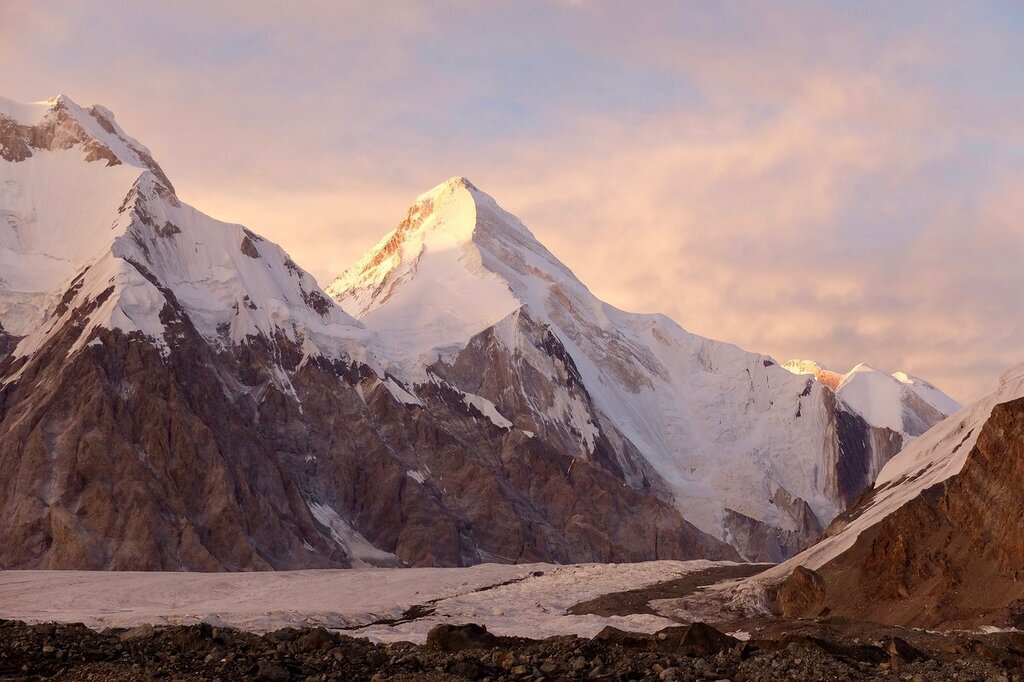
[3,1,1023,402]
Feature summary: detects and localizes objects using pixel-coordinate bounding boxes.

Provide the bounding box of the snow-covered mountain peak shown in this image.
[782,359,845,390]
[415,175,477,202]
[324,179,968,560]
[326,177,599,369]
[785,359,961,436]
[0,94,171,191]
[0,96,364,366]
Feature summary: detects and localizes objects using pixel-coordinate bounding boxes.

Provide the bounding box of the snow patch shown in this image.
[382,376,422,406]
[307,502,402,569]
[460,390,513,429]
[0,96,52,126]
[893,371,963,417]
[835,364,908,433]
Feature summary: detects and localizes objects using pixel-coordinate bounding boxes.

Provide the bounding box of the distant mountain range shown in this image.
[0,96,960,569]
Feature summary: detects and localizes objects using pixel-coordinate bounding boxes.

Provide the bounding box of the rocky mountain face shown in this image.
[732,364,1024,629]
[0,95,958,569]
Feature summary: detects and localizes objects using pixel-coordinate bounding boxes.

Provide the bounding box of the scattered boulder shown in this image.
[167,623,214,652]
[296,626,335,652]
[762,633,889,666]
[266,627,301,643]
[449,659,484,679]
[0,617,1020,680]
[118,624,155,642]
[777,565,827,618]
[425,623,498,652]
[656,622,739,657]
[593,626,655,649]
[883,636,928,664]
[1007,598,1024,629]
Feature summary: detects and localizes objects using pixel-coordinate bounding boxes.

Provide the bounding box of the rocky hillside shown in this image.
[732,364,1024,628]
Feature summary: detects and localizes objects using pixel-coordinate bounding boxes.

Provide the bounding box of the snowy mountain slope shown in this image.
[0,97,732,570]
[329,177,960,561]
[0,95,388,569]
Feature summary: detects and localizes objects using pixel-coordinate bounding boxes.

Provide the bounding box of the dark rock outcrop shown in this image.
[775,566,827,619]
[426,624,498,652]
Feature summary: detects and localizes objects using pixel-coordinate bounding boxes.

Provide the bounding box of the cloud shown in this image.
[2,1,1022,401]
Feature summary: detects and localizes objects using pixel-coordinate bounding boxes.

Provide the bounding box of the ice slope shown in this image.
[0,96,366,363]
[893,370,963,417]
[328,177,946,546]
[0,150,142,334]
[0,97,51,126]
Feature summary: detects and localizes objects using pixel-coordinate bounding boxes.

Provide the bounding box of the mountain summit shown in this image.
[0,94,359,360]
[327,176,581,363]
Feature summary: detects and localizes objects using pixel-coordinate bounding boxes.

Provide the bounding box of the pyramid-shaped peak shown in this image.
[45,93,76,108]
[439,175,477,192]
[375,176,528,251]
[327,175,582,321]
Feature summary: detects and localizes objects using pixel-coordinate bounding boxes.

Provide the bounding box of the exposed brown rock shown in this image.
[593,622,741,659]
[426,623,498,652]
[776,566,827,619]
[240,234,261,258]
[815,397,1024,628]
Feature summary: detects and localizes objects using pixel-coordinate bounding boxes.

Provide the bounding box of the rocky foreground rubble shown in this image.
[1,618,1021,681]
